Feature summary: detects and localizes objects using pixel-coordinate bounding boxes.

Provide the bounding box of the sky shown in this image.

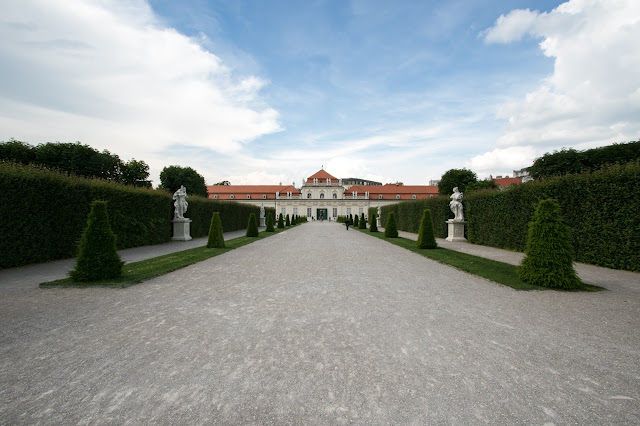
[1,0,638,187]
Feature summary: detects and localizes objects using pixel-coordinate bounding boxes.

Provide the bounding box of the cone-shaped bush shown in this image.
[369,213,378,232]
[285,214,291,226]
[246,213,259,237]
[384,212,398,238]
[206,211,225,248]
[353,214,359,227]
[517,199,581,289]
[266,213,275,232]
[69,200,123,282]
[292,214,296,225]
[417,209,437,249]
[277,213,285,229]
[359,213,366,229]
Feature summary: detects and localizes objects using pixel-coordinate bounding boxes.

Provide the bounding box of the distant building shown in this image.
[207,169,439,220]
[489,169,532,189]
[341,177,382,189]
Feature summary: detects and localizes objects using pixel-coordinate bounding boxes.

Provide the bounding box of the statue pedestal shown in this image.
[377,217,381,228]
[260,217,266,227]
[172,218,192,241]
[446,220,467,242]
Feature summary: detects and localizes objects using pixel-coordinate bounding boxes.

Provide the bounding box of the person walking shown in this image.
[345,217,350,230]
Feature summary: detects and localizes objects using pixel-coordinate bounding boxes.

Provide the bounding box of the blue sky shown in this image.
[1,0,638,186]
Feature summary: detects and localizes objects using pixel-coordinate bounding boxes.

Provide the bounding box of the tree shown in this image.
[0,140,150,186]
[417,209,437,249]
[359,213,366,229]
[69,200,123,282]
[369,212,378,232]
[213,180,231,186]
[285,214,291,226]
[0,139,36,164]
[384,212,398,238]
[527,141,640,180]
[120,159,151,188]
[206,212,225,248]
[277,213,285,229]
[246,213,259,237]
[266,213,275,232]
[517,199,581,289]
[159,165,207,197]
[438,168,477,195]
[353,214,359,227]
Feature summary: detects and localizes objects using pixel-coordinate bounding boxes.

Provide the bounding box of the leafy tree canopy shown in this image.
[0,140,150,187]
[527,140,640,180]
[213,180,231,185]
[438,168,477,195]
[159,165,208,197]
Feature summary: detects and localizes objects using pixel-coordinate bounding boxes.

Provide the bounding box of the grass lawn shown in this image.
[357,228,603,292]
[40,227,290,288]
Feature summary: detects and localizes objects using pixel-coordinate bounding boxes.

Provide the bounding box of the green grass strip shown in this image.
[357,229,603,292]
[40,228,289,288]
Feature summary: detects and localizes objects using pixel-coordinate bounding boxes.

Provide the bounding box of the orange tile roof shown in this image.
[346,184,439,200]
[306,169,338,183]
[492,177,522,187]
[207,185,300,200]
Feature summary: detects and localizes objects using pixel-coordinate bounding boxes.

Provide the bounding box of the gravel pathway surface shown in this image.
[1,222,638,424]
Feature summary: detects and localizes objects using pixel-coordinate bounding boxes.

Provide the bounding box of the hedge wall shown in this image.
[381,162,640,272]
[0,162,260,269]
[379,197,450,238]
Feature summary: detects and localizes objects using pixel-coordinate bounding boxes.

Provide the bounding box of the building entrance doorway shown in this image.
[317,208,328,221]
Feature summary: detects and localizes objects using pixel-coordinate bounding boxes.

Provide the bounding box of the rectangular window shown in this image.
[307,208,312,217]
[281,207,286,216]
[293,208,298,216]
[346,208,351,216]
[359,208,364,215]
[332,208,337,218]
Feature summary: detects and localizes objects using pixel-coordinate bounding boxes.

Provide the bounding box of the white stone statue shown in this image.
[260,204,265,219]
[449,187,464,221]
[173,185,188,219]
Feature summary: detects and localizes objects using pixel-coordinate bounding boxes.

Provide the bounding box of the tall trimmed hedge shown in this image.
[0,162,260,268]
[380,162,640,271]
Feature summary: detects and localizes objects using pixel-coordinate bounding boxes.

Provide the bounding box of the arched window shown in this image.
[396,195,400,199]
[333,193,337,199]
[263,194,267,199]
[320,193,325,199]
[412,195,416,199]
[230,195,235,199]
[214,195,218,199]
[247,195,251,199]
[378,195,383,199]
[307,193,311,199]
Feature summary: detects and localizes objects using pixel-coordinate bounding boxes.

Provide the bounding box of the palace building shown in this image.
[207,169,439,220]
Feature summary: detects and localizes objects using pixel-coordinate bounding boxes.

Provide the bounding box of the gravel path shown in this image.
[1,222,638,424]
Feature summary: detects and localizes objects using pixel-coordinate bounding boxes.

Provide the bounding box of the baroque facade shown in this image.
[207,169,439,220]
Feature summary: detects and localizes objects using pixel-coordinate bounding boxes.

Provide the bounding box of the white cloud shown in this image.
[482,0,640,159]
[0,0,281,181]
[467,146,537,178]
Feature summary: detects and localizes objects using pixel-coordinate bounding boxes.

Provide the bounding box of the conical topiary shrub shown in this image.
[277,213,285,229]
[359,213,366,229]
[353,214,359,227]
[285,214,291,226]
[417,209,437,249]
[69,200,123,282]
[266,213,275,232]
[369,212,378,232]
[246,213,259,237]
[517,199,581,289]
[384,212,398,238]
[207,211,225,248]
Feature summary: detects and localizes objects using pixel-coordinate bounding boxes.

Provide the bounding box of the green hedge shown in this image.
[0,162,260,268]
[381,162,640,271]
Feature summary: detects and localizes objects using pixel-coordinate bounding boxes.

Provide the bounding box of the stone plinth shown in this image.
[260,217,266,227]
[446,220,467,242]
[172,218,192,241]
